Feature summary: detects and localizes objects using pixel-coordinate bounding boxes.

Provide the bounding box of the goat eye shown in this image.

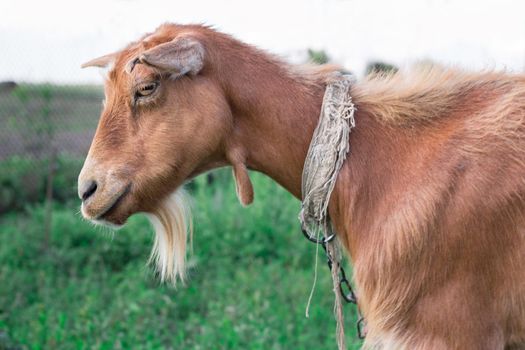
[136,82,158,97]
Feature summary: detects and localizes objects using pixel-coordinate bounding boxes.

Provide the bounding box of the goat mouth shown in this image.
[95,184,132,220]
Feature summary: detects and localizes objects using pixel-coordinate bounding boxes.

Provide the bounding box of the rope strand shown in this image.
[299,74,357,350]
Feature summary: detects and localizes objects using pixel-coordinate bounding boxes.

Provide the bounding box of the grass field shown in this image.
[0,171,363,349]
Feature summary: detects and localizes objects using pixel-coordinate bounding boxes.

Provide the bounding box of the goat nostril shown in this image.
[82,181,98,201]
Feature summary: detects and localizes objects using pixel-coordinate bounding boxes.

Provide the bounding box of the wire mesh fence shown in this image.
[0,82,102,160]
[0,81,103,213]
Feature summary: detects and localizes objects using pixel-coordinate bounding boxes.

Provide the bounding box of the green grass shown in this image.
[0,172,363,349]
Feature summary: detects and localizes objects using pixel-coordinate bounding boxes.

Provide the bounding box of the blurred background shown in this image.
[0,0,524,349]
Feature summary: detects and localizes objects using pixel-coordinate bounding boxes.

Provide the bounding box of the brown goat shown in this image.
[79,23,525,349]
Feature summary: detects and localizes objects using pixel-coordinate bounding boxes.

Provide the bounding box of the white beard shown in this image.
[146,190,192,284]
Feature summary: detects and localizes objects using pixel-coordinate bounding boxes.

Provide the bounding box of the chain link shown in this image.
[302,228,366,340]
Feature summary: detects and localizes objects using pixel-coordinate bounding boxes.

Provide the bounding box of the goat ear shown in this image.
[81,52,118,68]
[134,36,205,77]
[232,163,254,206]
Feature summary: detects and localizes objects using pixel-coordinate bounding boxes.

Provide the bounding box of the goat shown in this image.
[79,23,525,349]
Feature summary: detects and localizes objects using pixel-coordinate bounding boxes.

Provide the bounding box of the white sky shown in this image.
[1,0,524,84]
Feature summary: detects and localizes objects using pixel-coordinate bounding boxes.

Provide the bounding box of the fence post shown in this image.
[43,148,56,252]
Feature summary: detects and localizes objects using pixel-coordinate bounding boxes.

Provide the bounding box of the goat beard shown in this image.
[145,190,192,285]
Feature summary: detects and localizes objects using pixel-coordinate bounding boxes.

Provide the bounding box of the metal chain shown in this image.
[301,228,366,340]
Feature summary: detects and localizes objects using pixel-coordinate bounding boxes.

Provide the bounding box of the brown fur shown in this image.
[79,23,525,349]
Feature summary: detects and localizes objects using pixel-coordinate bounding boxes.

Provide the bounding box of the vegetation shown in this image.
[307,49,330,65]
[365,61,398,75]
[0,171,363,349]
[0,156,83,213]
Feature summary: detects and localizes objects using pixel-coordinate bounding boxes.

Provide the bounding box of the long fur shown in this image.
[352,65,525,127]
[146,190,192,284]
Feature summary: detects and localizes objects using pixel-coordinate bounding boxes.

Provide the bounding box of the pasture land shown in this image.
[0,170,363,349]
